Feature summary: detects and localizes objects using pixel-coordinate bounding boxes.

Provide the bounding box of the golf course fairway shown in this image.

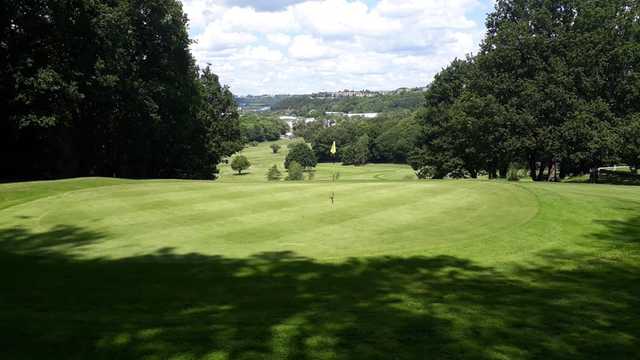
[1,145,639,359]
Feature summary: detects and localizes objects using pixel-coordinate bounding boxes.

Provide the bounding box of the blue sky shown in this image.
[180,0,495,95]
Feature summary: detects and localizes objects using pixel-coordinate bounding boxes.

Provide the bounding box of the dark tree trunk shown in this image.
[537,160,546,181]
[498,165,509,179]
[529,155,537,181]
[589,168,599,183]
[559,162,567,180]
[488,167,497,179]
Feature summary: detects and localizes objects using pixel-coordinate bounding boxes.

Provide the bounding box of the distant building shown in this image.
[279,116,297,138]
[346,113,378,119]
[325,112,379,119]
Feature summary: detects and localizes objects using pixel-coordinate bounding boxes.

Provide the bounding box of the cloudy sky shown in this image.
[180,0,495,95]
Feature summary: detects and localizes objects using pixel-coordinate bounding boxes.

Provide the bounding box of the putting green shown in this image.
[1,176,639,267]
[0,180,538,261]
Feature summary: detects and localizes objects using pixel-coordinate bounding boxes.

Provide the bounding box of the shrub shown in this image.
[285,142,317,170]
[270,144,281,154]
[507,164,521,181]
[286,161,304,181]
[266,165,282,181]
[414,166,435,179]
[447,168,468,179]
[230,155,251,175]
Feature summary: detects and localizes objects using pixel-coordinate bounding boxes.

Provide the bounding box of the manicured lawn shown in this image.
[1,142,639,359]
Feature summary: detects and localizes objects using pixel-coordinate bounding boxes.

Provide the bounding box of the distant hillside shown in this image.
[235,95,292,112]
[270,89,426,115]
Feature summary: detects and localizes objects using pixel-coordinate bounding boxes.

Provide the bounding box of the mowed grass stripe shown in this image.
[4,182,315,230]
[103,183,427,254]
[0,180,547,261]
[369,183,540,256]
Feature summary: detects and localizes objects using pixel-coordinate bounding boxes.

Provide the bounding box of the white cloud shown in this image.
[288,35,336,60]
[181,0,493,94]
[219,6,298,33]
[236,46,284,62]
[193,23,257,52]
[291,0,401,37]
[267,33,292,46]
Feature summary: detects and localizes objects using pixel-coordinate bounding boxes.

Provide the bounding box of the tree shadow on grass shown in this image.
[592,214,640,245]
[0,225,105,253]
[0,220,639,360]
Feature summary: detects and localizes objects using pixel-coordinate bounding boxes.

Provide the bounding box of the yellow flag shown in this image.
[330,141,337,156]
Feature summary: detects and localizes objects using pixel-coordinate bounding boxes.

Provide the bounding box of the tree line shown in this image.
[271,91,425,116]
[412,0,640,180]
[1,0,242,181]
[239,114,288,143]
[294,111,420,165]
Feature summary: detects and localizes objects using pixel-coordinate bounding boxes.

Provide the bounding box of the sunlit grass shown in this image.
[1,146,639,359]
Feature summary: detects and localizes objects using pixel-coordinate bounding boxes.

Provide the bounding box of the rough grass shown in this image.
[1,142,639,359]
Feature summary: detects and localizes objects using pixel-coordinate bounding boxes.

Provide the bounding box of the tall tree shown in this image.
[1,0,241,181]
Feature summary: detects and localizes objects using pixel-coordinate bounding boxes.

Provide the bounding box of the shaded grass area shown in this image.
[1,214,639,360]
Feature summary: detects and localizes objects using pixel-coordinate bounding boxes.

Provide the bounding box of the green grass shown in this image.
[219,140,416,182]
[1,141,639,359]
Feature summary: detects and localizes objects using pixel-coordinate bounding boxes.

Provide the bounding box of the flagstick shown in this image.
[330,141,337,206]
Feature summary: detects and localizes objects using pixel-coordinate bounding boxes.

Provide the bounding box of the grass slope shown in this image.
[1,142,639,359]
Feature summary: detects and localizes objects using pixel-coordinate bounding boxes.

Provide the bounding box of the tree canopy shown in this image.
[1,0,242,181]
[231,156,251,175]
[413,0,640,181]
[271,91,425,116]
[240,114,288,143]
[284,143,317,170]
[296,111,420,166]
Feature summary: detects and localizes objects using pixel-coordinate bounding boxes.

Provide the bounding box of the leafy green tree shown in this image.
[285,143,317,170]
[270,144,281,154]
[286,161,304,181]
[271,91,425,115]
[557,101,621,181]
[1,0,242,181]
[240,114,287,142]
[231,156,251,175]
[266,165,282,181]
[342,134,370,166]
[413,59,475,178]
[195,66,243,178]
[412,0,640,182]
[620,115,640,174]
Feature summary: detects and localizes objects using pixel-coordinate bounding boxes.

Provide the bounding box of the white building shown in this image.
[346,113,379,119]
